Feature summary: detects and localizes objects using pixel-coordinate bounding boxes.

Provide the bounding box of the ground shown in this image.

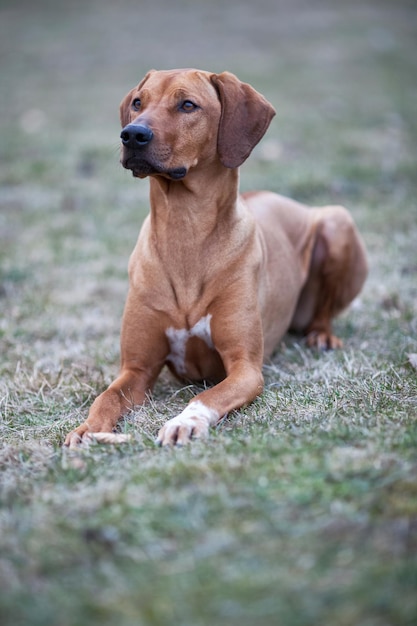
[0,1,416,625]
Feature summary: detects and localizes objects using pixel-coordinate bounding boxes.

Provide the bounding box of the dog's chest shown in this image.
[165,314,214,377]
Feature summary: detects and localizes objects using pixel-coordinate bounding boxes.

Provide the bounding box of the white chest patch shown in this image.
[165,314,214,376]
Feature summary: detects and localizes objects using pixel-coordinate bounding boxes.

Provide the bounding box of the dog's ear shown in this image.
[210,72,276,169]
[119,70,156,127]
[119,88,136,127]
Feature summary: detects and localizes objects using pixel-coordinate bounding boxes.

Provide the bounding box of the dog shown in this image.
[64,68,367,448]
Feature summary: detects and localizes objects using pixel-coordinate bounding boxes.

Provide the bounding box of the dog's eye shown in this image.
[180,100,198,112]
[132,98,141,111]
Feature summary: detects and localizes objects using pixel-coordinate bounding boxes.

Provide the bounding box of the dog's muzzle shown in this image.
[120,123,187,180]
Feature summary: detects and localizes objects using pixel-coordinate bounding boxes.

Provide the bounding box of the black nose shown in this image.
[120,123,153,147]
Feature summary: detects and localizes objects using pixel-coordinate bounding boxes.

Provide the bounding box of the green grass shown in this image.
[1,0,417,624]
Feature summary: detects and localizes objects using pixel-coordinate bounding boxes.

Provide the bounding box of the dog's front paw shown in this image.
[156,401,219,446]
[64,423,91,449]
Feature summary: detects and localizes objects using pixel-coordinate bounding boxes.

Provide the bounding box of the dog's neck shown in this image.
[148,165,241,239]
[144,165,248,306]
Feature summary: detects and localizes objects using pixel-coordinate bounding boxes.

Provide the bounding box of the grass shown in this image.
[1,0,417,624]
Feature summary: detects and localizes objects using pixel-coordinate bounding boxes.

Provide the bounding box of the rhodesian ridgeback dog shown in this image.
[65,68,367,448]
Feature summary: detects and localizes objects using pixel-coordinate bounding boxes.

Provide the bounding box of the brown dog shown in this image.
[64,68,367,448]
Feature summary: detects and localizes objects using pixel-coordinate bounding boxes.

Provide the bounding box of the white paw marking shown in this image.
[165,314,213,376]
[157,400,220,446]
[174,400,219,426]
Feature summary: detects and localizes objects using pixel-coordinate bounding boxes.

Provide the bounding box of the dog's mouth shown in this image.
[123,156,187,181]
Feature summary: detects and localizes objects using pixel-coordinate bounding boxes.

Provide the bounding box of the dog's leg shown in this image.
[64,296,168,447]
[64,368,156,448]
[156,356,264,446]
[291,205,368,349]
[156,308,264,446]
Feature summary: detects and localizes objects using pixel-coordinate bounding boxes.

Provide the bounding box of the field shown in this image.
[1,0,416,624]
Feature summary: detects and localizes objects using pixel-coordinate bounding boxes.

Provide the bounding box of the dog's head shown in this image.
[119,68,275,180]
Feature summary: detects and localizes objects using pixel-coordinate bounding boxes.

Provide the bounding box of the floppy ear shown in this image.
[210,71,276,168]
[119,88,135,127]
[119,70,155,127]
